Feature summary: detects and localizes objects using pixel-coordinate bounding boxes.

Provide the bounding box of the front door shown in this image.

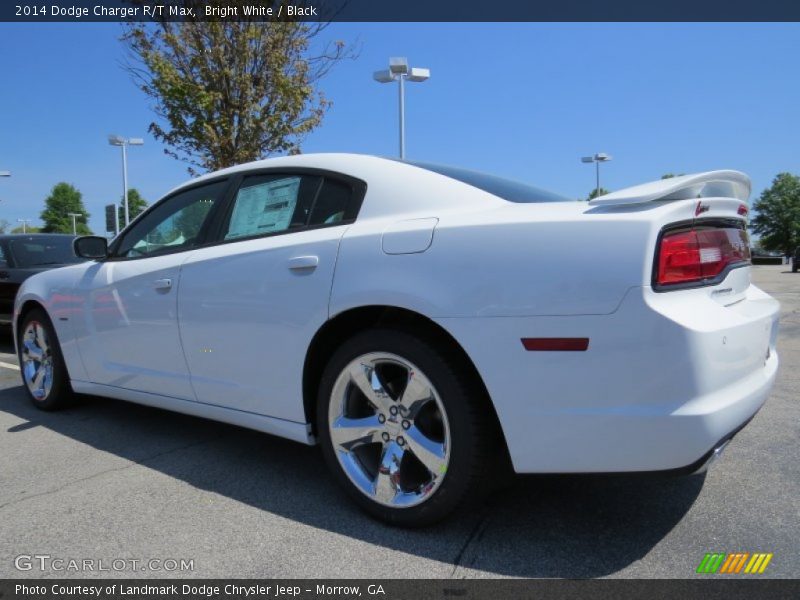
[72,179,229,399]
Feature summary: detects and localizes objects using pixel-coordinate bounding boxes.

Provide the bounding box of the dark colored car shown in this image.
[793,247,799,273]
[0,234,84,324]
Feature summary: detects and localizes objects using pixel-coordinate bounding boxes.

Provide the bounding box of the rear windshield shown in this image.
[406,160,569,203]
[9,238,82,267]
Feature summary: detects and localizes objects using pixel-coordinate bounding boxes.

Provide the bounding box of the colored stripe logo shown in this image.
[697,553,773,574]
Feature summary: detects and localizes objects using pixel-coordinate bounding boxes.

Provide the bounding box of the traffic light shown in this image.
[105,204,118,235]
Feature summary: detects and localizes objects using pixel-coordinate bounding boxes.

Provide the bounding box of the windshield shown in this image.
[405,160,569,203]
[9,237,83,267]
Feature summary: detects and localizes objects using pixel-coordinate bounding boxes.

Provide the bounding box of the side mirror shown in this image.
[73,236,109,260]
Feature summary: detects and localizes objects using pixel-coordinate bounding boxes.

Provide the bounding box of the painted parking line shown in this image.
[0,360,19,371]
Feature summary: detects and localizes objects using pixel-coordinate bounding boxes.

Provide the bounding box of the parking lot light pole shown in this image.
[108,135,144,227]
[17,218,31,233]
[581,153,613,198]
[68,212,83,236]
[373,57,430,159]
[0,171,9,202]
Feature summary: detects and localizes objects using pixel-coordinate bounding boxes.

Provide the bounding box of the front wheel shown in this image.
[18,308,73,410]
[317,329,492,526]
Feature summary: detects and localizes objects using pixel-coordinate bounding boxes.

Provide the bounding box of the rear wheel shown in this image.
[317,328,491,526]
[18,308,73,410]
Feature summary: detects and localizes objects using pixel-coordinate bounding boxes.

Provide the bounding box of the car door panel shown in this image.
[177,227,343,421]
[72,255,194,399]
[71,179,229,400]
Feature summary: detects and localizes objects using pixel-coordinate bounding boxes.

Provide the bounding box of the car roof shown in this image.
[164,153,519,220]
[169,153,395,192]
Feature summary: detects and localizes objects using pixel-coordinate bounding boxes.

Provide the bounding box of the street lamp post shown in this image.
[581,153,613,198]
[17,219,31,234]
[108,135,144,227]
[373,57,430,159]
[0,171,9,203]
[68,212,83,236]
[0,172,10,207]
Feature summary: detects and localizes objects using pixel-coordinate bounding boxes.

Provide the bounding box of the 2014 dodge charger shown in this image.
[13,154,779,525]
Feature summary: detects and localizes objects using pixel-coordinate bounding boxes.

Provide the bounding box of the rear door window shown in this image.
[308,178,361,226]
[221,172,365,242]
[224,175,320,241]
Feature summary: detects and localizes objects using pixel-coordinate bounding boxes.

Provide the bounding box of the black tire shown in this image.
[317,328,492,527]
[793,264,798,273]
[18,308,73,411]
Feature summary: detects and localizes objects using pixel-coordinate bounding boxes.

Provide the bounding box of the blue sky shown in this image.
[0,22,799,235]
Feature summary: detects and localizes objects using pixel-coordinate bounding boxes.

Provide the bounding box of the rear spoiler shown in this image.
[588,170,750,207]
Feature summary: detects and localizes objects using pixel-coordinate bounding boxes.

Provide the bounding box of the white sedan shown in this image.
[13,154,779,525]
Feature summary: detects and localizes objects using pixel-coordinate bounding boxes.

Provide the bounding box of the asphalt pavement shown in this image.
[0,264,797,579]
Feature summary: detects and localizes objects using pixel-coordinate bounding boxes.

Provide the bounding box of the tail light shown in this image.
[657,225,750,287]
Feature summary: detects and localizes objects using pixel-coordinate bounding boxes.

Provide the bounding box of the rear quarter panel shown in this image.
[331,202,654,318]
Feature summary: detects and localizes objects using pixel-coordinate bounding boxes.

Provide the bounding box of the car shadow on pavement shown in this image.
[0,384,704,578]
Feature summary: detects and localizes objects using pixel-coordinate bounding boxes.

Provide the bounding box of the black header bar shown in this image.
[2,0,800,22]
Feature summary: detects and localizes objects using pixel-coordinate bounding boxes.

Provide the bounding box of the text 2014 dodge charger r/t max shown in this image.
[13,154,779,526]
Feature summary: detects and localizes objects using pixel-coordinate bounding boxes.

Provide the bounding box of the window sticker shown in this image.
[226,177,301,240]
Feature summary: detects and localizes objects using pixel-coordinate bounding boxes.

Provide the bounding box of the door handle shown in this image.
[287,256,319,271]
[153,278,173,291]
[0,271,8,280]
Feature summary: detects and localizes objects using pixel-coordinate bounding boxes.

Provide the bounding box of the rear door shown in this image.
[177,170,365,421]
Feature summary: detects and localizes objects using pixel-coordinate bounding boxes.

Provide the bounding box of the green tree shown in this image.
[122,11,353,174]
[587,187,610,200]
[661,173,685,179]
[750,173,800,255]
[40,183,92,235]
[119,188,148,230]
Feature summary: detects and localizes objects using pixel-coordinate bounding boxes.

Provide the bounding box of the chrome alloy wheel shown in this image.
[21,321,54,401]
[328,352,451,508]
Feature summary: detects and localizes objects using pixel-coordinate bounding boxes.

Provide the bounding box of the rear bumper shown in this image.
[436,280,780,473]
[685,427,742,475]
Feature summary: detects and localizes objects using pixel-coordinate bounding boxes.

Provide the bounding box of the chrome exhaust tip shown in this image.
[692,439,731,475]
